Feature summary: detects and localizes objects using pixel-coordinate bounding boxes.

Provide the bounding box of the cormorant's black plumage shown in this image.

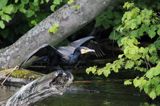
[20,36,99,70]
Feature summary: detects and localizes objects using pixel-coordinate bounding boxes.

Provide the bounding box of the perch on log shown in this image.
[0,70,73,106]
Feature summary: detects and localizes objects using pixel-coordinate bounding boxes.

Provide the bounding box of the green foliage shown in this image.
[48,23,60,33]
[67,0,75,5]
[86,58,124,77]
[95,9,122,29]
[124,80,132,85]
[88,1,160,99]
[0,0,66,29]
[0,0,72,46]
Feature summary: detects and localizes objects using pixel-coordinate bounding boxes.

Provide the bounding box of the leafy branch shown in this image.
[87,1,160,99]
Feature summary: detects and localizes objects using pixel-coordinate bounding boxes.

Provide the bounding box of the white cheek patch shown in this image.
[80,49,87,54]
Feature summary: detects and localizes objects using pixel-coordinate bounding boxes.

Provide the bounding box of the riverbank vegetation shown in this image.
[87,1,160,100]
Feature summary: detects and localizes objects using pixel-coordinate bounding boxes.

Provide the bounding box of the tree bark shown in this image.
[2,70,73,106]
[0,0,112,68]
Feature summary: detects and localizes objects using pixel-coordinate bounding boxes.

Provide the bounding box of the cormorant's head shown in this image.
[79,46,95,54]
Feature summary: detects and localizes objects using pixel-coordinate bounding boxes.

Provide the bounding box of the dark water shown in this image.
[34,80,160,106]
[1,80,159,106]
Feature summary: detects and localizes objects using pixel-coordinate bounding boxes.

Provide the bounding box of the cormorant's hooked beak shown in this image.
[80,47,95,54]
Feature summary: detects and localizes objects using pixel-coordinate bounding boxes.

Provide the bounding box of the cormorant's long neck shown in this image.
[68,48,81,64]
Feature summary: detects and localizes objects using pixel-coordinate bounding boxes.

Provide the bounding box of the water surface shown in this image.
[34,80,159,106]
[0,80,159,106]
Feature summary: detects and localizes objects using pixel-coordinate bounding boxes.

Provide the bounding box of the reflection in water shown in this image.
[34,81,160,106]
[0,80,159,106]
[140,103,157,106]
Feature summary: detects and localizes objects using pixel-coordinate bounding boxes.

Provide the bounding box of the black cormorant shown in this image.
[20,36,103,71]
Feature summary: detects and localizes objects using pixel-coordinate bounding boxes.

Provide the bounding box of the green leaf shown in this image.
[97,68,103,75]
[124,46,141,60]
[125,60,134,69]
[118,54,124,59]
[45,0,50,3]
[54,0,62,5]
[50,5,56,11]
[123,2,134,9]
[147,26,156,39]
[0,20,5,29]
[15,0,19,3]
[26,10,35,17]
[19,4,26,13]
[146,65,160,79]
[21,0,29,4]
[154,38,160,49]
[0,0,8,10]
[139,77,147,90]
[112,60,123,73]
[48,23,60,33]
[124,80,132,85]
[1,14,11,22]
[103,70,111,78]
[138,25,148,36]
[68,0,74,5]
[148,45,156,54]
[109,31,121,40]
[2,4,14,14]
[157,28,160,36]
[86,66,97,74]
[129,30,138,38]
[146,68,155,79]
[149,90,156,100]
[156,85,160,95]
[133,78,141,87]
[144,84,150,94]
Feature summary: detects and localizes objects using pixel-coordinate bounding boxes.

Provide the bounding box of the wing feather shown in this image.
[69,36,94,48]
[20,44,60,68]
[57,36,94,57]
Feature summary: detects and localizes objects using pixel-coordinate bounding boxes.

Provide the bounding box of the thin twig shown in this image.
[1,66,19,86]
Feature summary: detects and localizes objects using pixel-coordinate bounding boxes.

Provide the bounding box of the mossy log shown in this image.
[0,69,44,86]
[0,0,114,68]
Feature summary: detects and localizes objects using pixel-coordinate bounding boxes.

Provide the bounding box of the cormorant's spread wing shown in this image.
[57,36,94,57]
[57,46,75,60]
[69,36,94,48]
[20,44,60,68]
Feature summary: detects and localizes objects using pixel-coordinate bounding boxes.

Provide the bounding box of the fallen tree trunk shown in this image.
[0,69,44,86]
[1,70,73,106]
[0,0,113,68]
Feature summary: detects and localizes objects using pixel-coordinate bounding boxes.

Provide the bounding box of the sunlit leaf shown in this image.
[3,4,14,14]
[48,23,60,33]
[125,60,134,69]
[0,0,8,10]
[103,70,111,78]
[124,80,132,85]
[156,85,160,95]
[133,78,141,87]
[1,14,11,22]
[149,90,156,100]
[0,21,5,29]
